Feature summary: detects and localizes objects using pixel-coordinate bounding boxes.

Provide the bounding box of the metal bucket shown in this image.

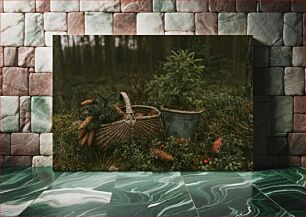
[161,106,203,139]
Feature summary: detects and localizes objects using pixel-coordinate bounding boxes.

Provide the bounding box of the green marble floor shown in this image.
[0,167,305,216]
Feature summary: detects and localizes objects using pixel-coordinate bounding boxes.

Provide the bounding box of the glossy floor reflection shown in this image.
[0,167,305,216]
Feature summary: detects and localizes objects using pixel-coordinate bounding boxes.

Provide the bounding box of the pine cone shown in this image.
[150,148,174,161]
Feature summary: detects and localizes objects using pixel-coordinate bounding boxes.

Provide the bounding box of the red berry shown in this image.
[204,159,208,164]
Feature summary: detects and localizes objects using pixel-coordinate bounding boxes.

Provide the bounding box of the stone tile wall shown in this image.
[0,0,305,169]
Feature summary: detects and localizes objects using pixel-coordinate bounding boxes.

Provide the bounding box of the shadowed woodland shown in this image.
[54,35,253,171]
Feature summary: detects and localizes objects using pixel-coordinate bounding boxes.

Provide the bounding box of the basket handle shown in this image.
[119,92,133,115]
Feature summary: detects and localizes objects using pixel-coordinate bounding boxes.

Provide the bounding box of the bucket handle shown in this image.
[120,92,136,126]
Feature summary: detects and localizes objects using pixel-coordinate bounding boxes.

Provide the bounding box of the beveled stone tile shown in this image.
[11,133,39,155]
[0,13,25,46]
[25,13,44,46]
[80,0,120,12]
[29,73,53,96]
[31,96,52,133]
[113,13,136,35]
[20,96,31,132]
[2,67,29,96]
[0,96,19,132]
[18,47,35,67]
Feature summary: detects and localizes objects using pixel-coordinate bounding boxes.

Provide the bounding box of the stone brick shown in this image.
[284,67,305,95]
[284,13,303,46]
[253,68,266,96]
[0,13,24,46]
[153,0,175,12]
[40,133,53,155]
[260,0,290,12]
[292,47,305,67]
[165,13,195,31]
[236,0,256,12]
[31,96,52,133]
[18,47,35,67]
[165,31,195,35]
[288,133,305,155]
[177,0,208,12]
[50,0,79,12]
[32,156,52,167]
[208,0,235,12]
[137,13,164,35]
[291,0,305,12]
[2,67,29,96]
[68,12,84,35]
[254,100,271,137]
[44,12,67,31]
[218,13,247,35]
[0,68,2,95]
[3,0,35,12]
[36,0,50,12]
[247,13,283,46]
[264,67,284,95]
[294,114,306,132]
[0,96,19,132]
[35,47,53,72]
[270,46,292,67]
[114,13,136,35]
[121,0,152,12]
[80,0,120,12]
[11,133,39,155]
[4,47,18,66]
[20,96,31,132]
[253,47,269,67]
[0,133,10,155]
[272,96,293,133]
[253,138,267,156]
[294,96,305,113]
[0,47,3,67]
[268,137,288,155]
[29,73,53,96]
[302,156,306,167]
[195,13,217,35]
[25,13,44,46]
[278,156,301,167]
[45,32,67,47]
[4,156,32,167]
[85,12,113,35]
[253,156,278,170]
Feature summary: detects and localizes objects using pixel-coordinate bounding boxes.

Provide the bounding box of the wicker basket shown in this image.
[95,92,163,149]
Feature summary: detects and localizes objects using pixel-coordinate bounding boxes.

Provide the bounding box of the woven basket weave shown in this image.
[95,92,163,149]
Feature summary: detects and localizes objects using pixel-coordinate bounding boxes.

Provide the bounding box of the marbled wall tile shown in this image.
[165,13,195,31]
[31,96,52,133]
[68,12,85,35]
[0,13,25,46]
[40,133,53,155]
[137,13,164,35]
[247,13,283,46]
[0,47,3,67]
[121,0,152,12]
[208,0,235,12]
[260,0,290,12]
[284,13,303,46]
[0,96,19,132]
[3,0,35,12]
[195,12,217,35]
[35,47,53,72]
[11,133,39,155]
[20,96,31,132]
[18,47,35,67]
[44,12,67,31]
[4,156,32,167]
[113,13,136,35]
[0,133,11,155]
[153,0,175,12]
[29,73,53,96]
[176,0,208,12]
[36,0,50,12]
[218,13,247,35]
[85,12,113,35]
[284,67,305,95]
[165,31,195,35]
[50,0,79,12]
[80,0,120,12]
[2,67,29,96]
[293,96,305,113]
[32,156,52,167]
[25,13,44,46]
[3,47,18,66]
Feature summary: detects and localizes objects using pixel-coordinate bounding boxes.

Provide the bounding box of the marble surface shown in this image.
[0,167,305,216]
